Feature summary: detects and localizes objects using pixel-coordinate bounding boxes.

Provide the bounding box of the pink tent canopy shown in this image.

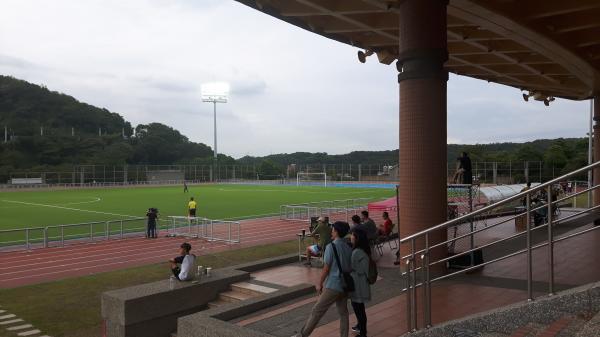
[368,197,398,212]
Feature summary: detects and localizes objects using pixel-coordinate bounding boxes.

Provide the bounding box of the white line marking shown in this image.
[217,188,376,195]
[7,324,32,331]
[0,314,16,320]
[18,329,41,336]
[0,200,137,218]
[0,319,23,325]
[61,197,102,206]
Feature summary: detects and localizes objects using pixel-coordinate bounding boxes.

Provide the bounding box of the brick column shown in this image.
[397,0,448,262]
[593,97,600,226]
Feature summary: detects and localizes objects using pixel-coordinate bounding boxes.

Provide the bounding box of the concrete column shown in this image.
[397,0,448,260]
[593,97,600,225]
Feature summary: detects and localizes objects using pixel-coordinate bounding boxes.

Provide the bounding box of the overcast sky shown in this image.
[0,0,592,158]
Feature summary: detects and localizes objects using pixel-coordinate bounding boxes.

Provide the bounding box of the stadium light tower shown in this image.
[201,82,229,181]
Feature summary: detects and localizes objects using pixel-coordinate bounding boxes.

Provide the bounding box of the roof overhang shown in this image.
[236,0,600,100]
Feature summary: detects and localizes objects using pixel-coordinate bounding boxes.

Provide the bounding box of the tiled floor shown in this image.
[309,283,529,337]
[245,221,599,337]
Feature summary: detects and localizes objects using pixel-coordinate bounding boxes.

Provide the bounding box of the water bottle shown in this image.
[206,267,212,277]
[169,275,176,290]
[196,266,203,279]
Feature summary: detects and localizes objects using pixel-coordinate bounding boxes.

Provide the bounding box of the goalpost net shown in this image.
[296,172,327,187]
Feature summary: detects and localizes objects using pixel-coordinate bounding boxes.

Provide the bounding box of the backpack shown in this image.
[367,257,378,285]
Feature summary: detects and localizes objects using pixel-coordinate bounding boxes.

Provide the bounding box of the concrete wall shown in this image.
[101,269,249,337]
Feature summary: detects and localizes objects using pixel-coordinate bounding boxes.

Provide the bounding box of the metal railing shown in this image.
[400,161,600,332]
[279,198,373,221]
[167,216,241,243]
[0,218,146,251]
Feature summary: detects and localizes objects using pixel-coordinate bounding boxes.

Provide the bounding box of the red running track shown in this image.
[0,217,310,289]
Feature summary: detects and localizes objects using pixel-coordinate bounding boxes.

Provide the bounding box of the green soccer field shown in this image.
[0,184,394,230]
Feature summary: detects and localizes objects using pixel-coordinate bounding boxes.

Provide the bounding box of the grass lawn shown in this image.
[0,184,393,246]
[0,184,393,229]
[0,240,299,337]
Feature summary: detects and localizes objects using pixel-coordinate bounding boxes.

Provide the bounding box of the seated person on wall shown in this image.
[359,210,378,241]
[169,242,196,281]
[377,211,393,237]
[304,217,332,266]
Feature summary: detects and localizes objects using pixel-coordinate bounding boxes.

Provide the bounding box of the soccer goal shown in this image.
[297,172,327,187]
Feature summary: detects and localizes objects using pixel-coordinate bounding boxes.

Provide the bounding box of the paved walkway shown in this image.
[237,217,600,337]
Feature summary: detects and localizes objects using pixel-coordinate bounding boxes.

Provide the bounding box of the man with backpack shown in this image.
[293,221,352,337]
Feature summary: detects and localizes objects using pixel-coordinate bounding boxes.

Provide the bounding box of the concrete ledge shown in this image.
[229,253,298,273]
[101,269,249,337]
[177,283,315,337]
[404,281,600,337]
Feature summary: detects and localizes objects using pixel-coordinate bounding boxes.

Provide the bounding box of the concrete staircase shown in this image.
[207,282,278,308]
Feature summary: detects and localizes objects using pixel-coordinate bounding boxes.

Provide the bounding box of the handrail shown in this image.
[400,160,600,244]
[400,161,600,332]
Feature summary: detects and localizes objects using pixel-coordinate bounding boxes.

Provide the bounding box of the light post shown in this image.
[201,82,229,182]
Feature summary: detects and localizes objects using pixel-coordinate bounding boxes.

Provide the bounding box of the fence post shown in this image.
[61,226,64,247]
[44,227,48,248]
[90,223,93,241]
[105,222,109,240]
[26,228,30,250]
[228,222,231,242]
[547,185,555,295]
[120,220,124,239]
[526,192,533,301]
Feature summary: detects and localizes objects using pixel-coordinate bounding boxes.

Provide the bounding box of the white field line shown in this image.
[217,188,377,195]
[0,199,137,218]
[0,231,304,283]
[61,197,102,206]
[0,225,307,271]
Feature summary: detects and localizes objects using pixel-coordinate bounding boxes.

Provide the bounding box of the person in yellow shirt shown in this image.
[188,197,197,217]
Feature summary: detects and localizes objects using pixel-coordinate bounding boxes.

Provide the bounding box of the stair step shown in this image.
[219,290,257,302]
[231,282,278,295]
[207,298,230,308]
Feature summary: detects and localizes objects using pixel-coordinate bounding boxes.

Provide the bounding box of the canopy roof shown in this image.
[236,0,600,100]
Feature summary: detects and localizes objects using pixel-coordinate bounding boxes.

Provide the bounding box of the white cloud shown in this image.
[0,0,591,158]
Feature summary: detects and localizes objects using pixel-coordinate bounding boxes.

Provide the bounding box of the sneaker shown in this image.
[351,325,359,332]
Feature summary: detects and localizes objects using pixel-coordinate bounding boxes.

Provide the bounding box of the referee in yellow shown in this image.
[188,197,197,218]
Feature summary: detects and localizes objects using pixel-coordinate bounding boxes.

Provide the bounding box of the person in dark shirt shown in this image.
[453,152,473,184]
[146,208,159,238]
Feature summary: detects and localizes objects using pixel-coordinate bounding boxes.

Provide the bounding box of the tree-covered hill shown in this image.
[0,75,217,168]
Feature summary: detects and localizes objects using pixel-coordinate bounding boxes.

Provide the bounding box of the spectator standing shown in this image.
[146,208,159,238]
[350,228,371,337]
[459,152,472,184]
[293,221,352,337]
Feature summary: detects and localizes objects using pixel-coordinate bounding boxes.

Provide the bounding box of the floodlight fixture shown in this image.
[522,90,554,106]
[357,50,374,63]
[201,82,230,181]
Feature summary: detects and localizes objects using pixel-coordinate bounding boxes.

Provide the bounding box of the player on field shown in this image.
[188,197,197,218]
[183,181,188,193]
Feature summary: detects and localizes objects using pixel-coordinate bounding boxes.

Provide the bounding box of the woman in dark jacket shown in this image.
[350,228,371,337]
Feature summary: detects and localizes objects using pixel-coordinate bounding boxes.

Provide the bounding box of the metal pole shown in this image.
[423,233,431,328]
[469,185,474,266]
[213,101,218,182]
[44,227,48,248]
[61,226,64,247]
[405,257,412,332]
[237,222,241,243]
[526,193,533,301]
[411,238,417,331]
[105,222,109,240]
[90,223,93,241]
[396,185,400,239]
[120,220,124,239]
[26,228,30,250]
[547,185,555,295]
[589,99,593,208]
